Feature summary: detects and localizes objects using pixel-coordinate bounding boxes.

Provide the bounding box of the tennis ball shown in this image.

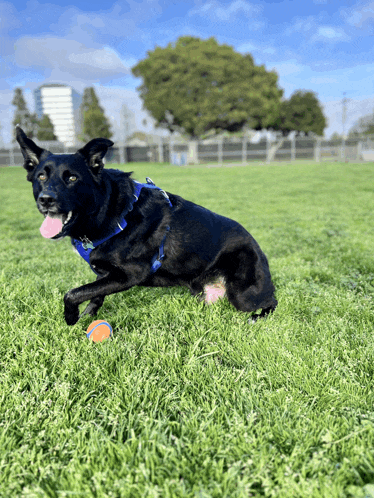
[86,320,113,342]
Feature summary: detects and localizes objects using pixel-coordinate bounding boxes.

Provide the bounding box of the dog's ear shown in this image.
[77,138,114,178]
[15,125,49,181]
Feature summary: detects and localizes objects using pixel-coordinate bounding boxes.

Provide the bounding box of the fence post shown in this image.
[291,135,296,161]
[218,137,223,166]
[119,143,125,164]
[170,136,174,164]
[340,137,346,162]
[158,137,164,163]
[266,134,270,164]
[242,135,247,165]
[357,141,362,161]
[314,137,321,162]
[9,145,15,167]
[188,141,198,165]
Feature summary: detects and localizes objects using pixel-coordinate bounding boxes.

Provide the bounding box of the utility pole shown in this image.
[341,92,349,161]
[342,92,348,139]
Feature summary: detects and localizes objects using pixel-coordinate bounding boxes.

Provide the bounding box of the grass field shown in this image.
[1,160,374,497]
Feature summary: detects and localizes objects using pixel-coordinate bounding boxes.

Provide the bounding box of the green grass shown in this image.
[1,160,374,497]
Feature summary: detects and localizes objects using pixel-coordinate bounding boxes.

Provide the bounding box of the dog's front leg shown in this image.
[79,295,105,319]
[64,276,130,325]
[78,276,105,319]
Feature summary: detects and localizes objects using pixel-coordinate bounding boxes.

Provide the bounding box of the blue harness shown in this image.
[71,178,172,276]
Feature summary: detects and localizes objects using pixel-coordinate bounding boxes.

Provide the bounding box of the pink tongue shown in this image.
[40,216,63,238]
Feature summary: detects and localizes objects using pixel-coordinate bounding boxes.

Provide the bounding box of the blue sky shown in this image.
[2,0,374,144]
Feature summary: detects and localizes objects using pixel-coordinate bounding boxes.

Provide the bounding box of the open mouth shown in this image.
[40,211,74,239]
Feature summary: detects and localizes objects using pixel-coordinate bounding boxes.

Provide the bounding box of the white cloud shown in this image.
[271,60,304,77]
[286,16,350,44]
[237,41,277,58]
[341,1,374,28]
[237,42,257,53]
[262,46,277,55]
[49,2,160,45]
[68,47,136,72]
[189,0,262,22]
[285,16,315,35]
[311,26,350,42]
[0,1,22,35]
[14,37,133,79]
[310,77,339,85]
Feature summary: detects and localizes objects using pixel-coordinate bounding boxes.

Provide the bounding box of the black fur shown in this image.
[16,126,277,326]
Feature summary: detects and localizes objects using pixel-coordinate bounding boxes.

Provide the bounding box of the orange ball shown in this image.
[86,320,113,342]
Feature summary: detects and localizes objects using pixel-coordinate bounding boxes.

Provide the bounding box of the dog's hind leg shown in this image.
[226,282,277,316]
[189,275,227,304]
[220,245,277,320]
[249,303,277,322]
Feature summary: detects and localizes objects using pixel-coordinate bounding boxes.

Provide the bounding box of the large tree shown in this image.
[37,114,57,141]
[132,36,283,139]
[80,87,113,141]
[273,91,327,136]
[12,88,38,140]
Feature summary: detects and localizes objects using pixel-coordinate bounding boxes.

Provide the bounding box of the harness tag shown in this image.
[81,237,94,250]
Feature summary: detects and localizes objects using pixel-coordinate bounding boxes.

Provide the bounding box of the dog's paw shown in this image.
[65,310,79,326]
[64,292,80,326]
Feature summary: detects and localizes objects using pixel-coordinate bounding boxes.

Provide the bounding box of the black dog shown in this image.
[16,126,277,326]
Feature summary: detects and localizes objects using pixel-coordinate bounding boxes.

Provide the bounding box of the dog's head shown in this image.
[16,125,113,240]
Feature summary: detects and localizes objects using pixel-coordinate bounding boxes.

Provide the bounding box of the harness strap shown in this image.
[72,178,172,276]
[150,226,170,273]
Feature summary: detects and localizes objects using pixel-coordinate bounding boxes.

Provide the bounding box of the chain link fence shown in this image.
[2,134,374,167]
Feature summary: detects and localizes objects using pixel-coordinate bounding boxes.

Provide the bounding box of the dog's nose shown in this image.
[38,192,57,209]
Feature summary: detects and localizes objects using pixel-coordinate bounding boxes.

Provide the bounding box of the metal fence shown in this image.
[2,135,374,167]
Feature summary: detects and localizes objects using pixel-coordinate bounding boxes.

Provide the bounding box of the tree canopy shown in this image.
[273,91,327,136]
[132,36,284,139]
[12,88,38,140]
[37,114,57,141]
[80,87,113,141]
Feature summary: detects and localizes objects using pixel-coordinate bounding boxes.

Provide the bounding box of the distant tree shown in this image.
[348,110,374,137]
[132,36,283,139]
[12,88,38,140]
[330,132,343,141]
[37,114,57,141]
[273,91,327,136]
[128,131,148,142]
[80,87,113,140]
[348,129,360,138]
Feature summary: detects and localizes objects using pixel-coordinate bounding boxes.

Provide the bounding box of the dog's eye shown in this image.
[69,175,77,183]
[38,173,47,181]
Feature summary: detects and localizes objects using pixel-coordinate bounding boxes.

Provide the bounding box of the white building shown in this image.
[34,84,82,146]
[120,103,136,142]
